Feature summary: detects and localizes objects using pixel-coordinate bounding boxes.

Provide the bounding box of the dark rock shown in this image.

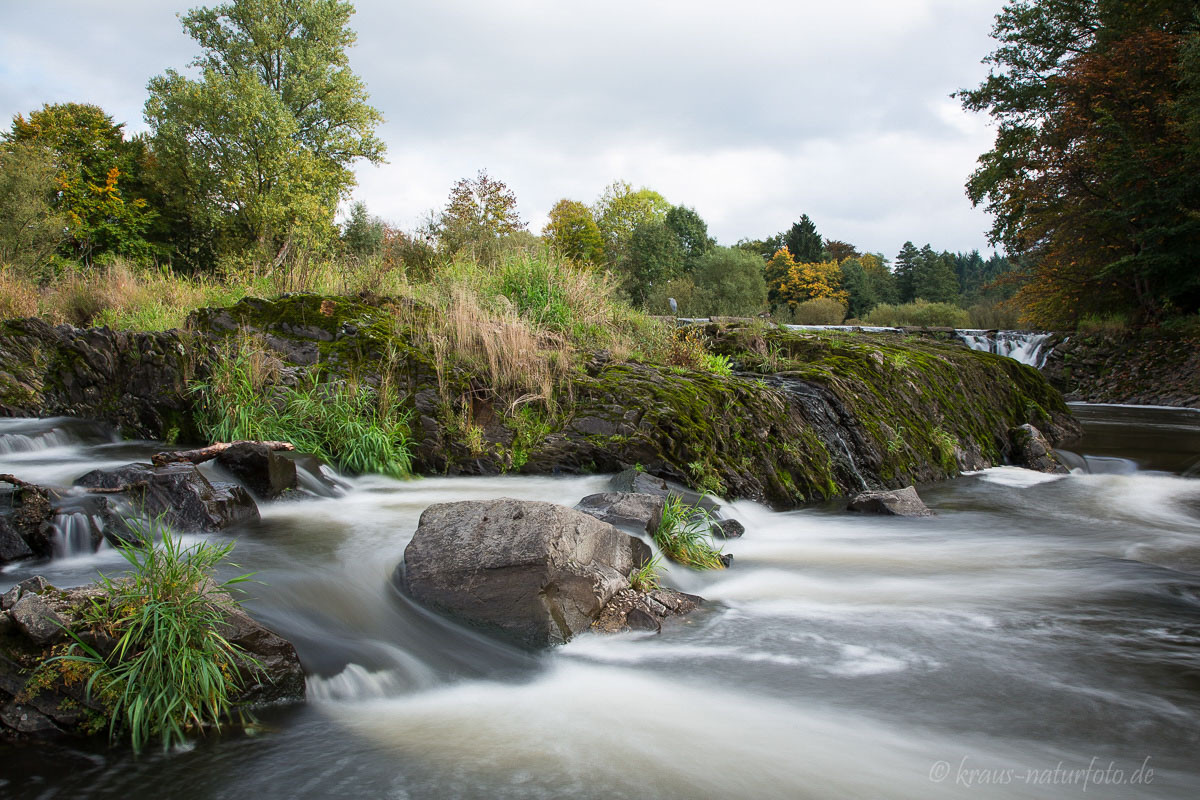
[215,442,299,499]
[847,486,934,517]
[2,576,49,610]
[10,593,67,646]
[625,607,661,632]
[396,498,653,648]
[75,462,259,533]
[712,519,745,539]
[1009,424,1070,474]
[204,583,306,704]
[573,492,665,535]
[0,484,55,561]
[0,517,34,563]
[719,553,734,568]
[609,469,722,515]
[0,702,62,736]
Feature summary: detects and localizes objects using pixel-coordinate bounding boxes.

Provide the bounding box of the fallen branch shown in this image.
[151,440,296,467]
[0,473,35,489]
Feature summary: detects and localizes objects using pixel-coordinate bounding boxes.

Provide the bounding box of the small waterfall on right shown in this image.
[956,329,1054,367]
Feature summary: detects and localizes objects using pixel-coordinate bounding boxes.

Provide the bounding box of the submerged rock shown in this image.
[395,498,653,648]
[847,486,934,517]
[0,576,305,742]
[1009,424,1070,474]
[74,462,259,534]
[573,492,665,535]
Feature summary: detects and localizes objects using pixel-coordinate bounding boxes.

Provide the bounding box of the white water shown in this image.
[954,329,1055,367]
[1,414,1199,798]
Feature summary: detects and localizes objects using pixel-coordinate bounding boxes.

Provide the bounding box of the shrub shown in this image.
[785,297,847,325]
[967,300,1022,329]
[60,518,256,753]
[654,496,725,570]
[864,299,970,328]
[1076,313,1128,336]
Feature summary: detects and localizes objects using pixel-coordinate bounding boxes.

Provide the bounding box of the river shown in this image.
[1,404,1198,798]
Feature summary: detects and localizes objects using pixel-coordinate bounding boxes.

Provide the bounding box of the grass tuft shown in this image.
[654,495,726,570]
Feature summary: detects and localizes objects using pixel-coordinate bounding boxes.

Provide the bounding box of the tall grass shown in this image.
[193,335,414,478]
[61,518,256,753]
[654,496,726,570]
[864,300,970,328]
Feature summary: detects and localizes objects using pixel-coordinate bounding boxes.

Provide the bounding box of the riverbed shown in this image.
[1,405,1198,798]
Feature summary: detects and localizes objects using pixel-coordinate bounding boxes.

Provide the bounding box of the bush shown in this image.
[864,299,970,328]
[1076,313,1128,336]
[784,297,847,325]
[61,519,256,752]
[967,300,1022,329]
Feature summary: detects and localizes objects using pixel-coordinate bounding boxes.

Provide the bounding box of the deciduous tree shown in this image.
[544,199,604,265]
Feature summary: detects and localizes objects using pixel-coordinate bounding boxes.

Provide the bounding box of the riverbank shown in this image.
[1040,331,1200,409]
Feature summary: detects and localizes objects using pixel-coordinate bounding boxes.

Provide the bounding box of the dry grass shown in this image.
[0,266,38,319]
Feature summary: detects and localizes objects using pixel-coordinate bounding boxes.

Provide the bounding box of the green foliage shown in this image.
[700,352,733,377]
[544,198,605,266]
[59,519,256,753]
[664,205,714,268]
[194,337,413,477]
[342,201,384,259]
[146,0,385,268]
[0,142,67,274]
[840,253,896,318]
[967,299,1021,329]
[864,300,970,328]
[784,297,847,325]
[592,180,670,268]
[784,214,823,263]
[625,220,685,305]
[1076,313,1129,336]
[690,246,768,316]
[5,103,158,263]
[434,170,527,261]
[654,496,725,570]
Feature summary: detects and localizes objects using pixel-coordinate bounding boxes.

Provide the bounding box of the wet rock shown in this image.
[712,519,745,539]
[609,469,722,515]
[395,498,653,648]
[0,484,55,561]
[847,486,934,517]
[573,492,665,535]
[0,517,34,563]
[1,576,49,611]
[215,442,299,500]
[1009,424,1070,474]
[74,462,259,533]
[0,702,61,736]
[10,593,67,646]
[592,587,704,634]
[203,583,306,704]
[719,553,734,568]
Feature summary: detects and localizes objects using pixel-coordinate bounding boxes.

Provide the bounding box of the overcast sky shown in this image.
[0,0,1008,258]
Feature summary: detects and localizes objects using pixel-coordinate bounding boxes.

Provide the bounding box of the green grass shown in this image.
[654,495,725,570]
[193,337,414,478]
[629,555,663,592]
[59,518,257,753]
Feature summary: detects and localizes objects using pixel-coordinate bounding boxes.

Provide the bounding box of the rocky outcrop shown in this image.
[74,462,259,533]
[1040,331,1200,408]
[0,318,201,440]
[0,576,304,742]
[0,483,53,563]
[847,486,934,517]
[395,498,654,648]
[1009,424,1069,474]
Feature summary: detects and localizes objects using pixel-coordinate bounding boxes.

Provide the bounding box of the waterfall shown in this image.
[50,511,105,557]
[955,330,1053,368]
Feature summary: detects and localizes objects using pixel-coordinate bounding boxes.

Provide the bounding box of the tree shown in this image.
[0,143,68,273]
[625,220,684,305]
[341,201,384,259]
[146,0,385,267]
[784,214,823,263]
[434,170,526,260]
[840,253,896,318]
[764,247,796,307]
[823,239,860,262]
[544,199,604,265]
[893,241,921,303]
[664,205,714,268]
[5,103,157,262]
[911,246,960,304]
[779,260,848,307]
[959,0,1200,324]
[691,247,768,316]
[592,181,670,268]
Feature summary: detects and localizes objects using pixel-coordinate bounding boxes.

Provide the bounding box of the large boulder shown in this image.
[74,462,259,533]
[395,498,653,648]
[0,484,54,562]
[1009,424,1070,474]
[847,486,934,517]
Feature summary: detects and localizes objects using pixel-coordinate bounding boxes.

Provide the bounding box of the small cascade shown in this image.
[0,427,73,455]
[50,512,104,558]
[955,330,1053,367]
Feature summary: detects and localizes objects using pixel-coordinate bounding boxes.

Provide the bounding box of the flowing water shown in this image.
[1,408,1199,799]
